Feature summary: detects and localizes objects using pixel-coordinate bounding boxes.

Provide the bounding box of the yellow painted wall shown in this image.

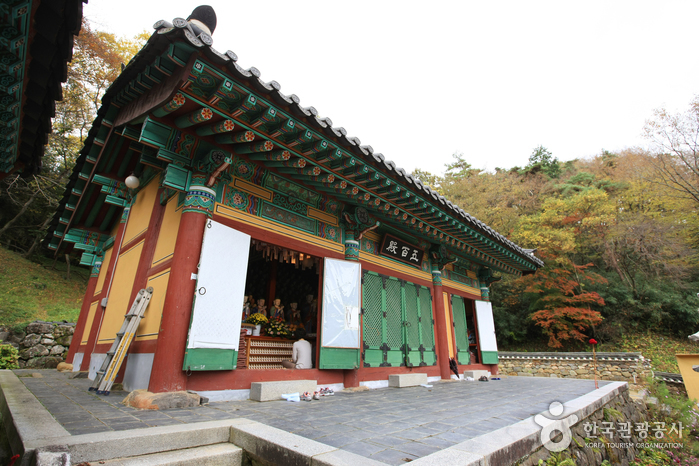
[93,246,113,298]
[676,354,699,402]
[123,178,158,245]
[442,278,481,298]
[135,269,170,341]
[81,301,100,345]
[443,292,455,358]
[97,240,144,344]
[151,195,182,267]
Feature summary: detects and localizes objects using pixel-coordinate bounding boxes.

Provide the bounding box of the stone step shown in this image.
[99,443,242,466]
[389,373,428,388]
[250,379,317,401]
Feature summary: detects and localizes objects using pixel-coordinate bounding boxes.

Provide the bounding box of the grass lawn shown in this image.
[0,247,88,327]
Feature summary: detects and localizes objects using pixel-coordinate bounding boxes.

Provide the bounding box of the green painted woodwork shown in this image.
[103,235,116,250]
[162,164,191,191]
[182,347,238,371]
[319,346,360,370]
[96,134,126,172]
[116,147,136,178]
[72,184,96,225]
[451,295,470,365]
[157,148,191,166]
[84,193,107,228]
[481,350,498,365]
[63,228,110,253]
[79,252,99,267]
[121,126,141,141]
[140,148,167,170]
[167,43,195,67]
[104,195,127,207]
[99,205,118,232]
[362,271,436,368]
[140,117,177,148]
[94,125,110,145]
[260,201,315,234]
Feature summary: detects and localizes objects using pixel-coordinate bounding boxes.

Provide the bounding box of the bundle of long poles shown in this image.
[592,345,599,389]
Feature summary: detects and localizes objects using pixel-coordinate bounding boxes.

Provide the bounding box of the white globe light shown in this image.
[125,175,140,189]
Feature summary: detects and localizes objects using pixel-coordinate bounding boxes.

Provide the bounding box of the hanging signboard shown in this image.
[379,234,424,268]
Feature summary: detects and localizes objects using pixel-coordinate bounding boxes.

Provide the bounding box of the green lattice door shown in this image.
[451,295,471,365]
[362,271,436,367]
[418,286,436,366]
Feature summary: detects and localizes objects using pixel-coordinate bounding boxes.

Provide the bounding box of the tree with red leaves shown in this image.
[524,253,606,348]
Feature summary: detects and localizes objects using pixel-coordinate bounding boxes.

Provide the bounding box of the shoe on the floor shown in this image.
[301,391,313,401]
[313,391,321,400]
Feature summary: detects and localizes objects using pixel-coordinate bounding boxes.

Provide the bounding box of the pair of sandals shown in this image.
[300,388,335,401]
[300,391,317,401]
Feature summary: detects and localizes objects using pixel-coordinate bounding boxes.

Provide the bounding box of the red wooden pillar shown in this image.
[431,265,451,380]
[66,272,99,364]
[344,369,359,388]
[148,177,214,393]
[343,230,360,386]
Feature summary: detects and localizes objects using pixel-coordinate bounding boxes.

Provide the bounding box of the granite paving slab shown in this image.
[14,369,609,465]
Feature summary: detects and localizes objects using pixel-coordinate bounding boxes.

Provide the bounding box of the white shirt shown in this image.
[292,339,312,369]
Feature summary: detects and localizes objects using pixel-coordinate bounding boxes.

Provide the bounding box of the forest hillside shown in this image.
[414,138,699,352]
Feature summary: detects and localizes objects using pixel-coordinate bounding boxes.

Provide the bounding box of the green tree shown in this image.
[521,145,561,178]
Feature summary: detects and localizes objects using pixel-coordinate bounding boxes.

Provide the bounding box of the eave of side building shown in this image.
[0,0,85,178]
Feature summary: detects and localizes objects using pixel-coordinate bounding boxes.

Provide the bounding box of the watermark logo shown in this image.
[534,402,579,452]
[534,403,684,452]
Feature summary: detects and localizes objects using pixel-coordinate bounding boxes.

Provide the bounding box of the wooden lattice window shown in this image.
[362,271,436,367]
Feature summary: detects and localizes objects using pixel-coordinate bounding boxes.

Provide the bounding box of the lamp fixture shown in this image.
[125,174,140,189]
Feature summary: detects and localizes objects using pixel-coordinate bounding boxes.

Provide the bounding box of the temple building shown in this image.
[47,6,542,398]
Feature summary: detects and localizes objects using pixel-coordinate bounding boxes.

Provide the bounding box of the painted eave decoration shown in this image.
[0,0,85,178]
[45,6,543,277]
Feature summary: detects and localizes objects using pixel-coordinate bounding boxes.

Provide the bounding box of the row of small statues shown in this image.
[243,294,318,331]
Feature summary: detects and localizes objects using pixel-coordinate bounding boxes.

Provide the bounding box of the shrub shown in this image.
[0,345,19,369]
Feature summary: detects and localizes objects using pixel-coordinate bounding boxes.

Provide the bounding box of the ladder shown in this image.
[90,287,154,395]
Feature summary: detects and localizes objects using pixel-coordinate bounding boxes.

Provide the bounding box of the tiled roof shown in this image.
[46,9,543,272]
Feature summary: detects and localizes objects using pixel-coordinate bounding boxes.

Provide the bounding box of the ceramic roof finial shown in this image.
[187,5,217,36]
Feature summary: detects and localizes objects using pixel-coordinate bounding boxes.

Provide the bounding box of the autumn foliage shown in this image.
[524,256,606,348]
[415,140,699,349]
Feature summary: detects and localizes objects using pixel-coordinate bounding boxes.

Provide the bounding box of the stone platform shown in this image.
[2,369,625,465]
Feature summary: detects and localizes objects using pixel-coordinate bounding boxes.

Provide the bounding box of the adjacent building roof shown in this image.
[0,0,85,178]
[45,7,543,275]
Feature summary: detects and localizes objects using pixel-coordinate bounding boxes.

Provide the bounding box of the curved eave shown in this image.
[45,18,543,275]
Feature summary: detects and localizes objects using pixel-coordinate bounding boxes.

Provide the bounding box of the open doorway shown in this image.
[241,240,322,369]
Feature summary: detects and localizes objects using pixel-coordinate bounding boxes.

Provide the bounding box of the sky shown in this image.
[83,1,699,176]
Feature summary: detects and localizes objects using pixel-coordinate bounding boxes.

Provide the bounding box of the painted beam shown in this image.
[195,119,235,136]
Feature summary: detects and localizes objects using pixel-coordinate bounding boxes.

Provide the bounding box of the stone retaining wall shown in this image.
[499,352,652,390]
[0,321,75,368]
[517,384,650,465]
